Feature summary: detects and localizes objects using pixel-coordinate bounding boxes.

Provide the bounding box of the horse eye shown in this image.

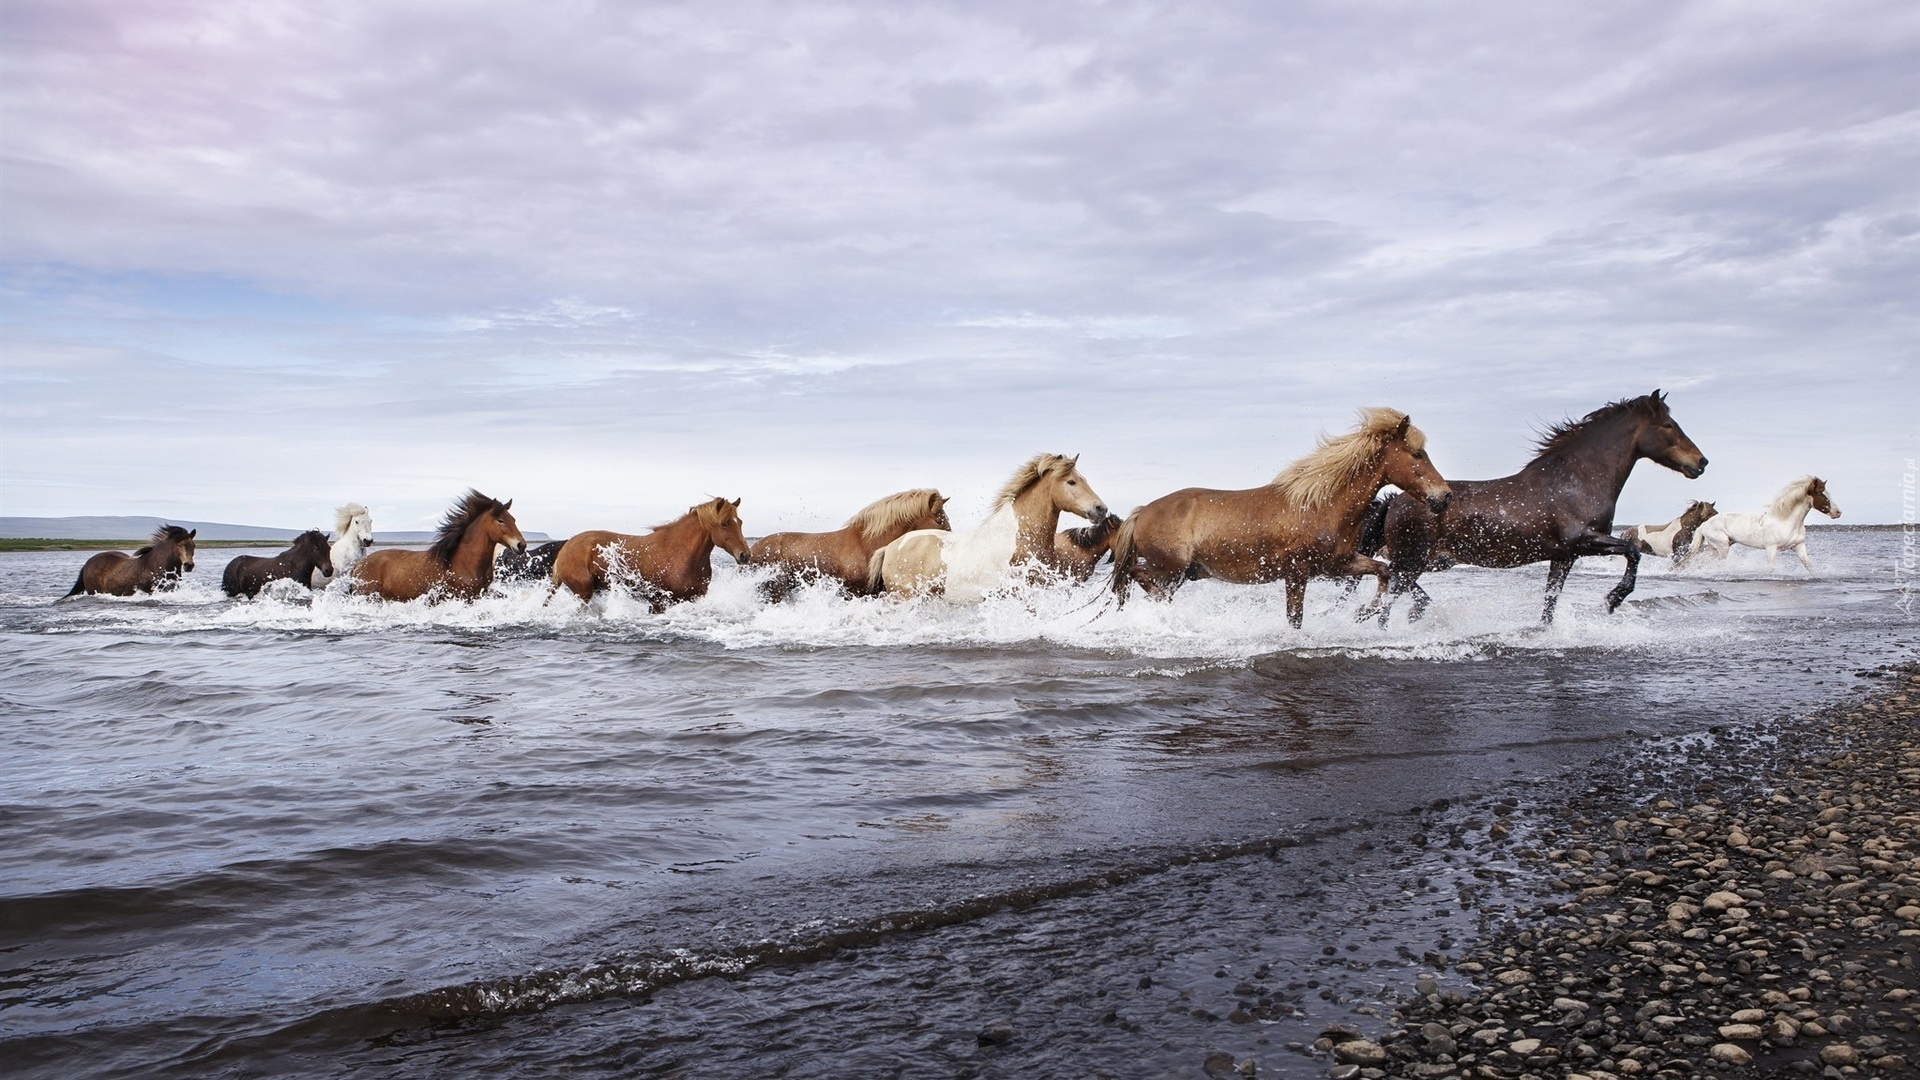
[1068,480,1077,486]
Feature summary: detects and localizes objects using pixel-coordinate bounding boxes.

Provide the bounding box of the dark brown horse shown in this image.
[64,525,197,597]
[551,497,749,611]
[1112,409,1450,628]
[1362,390,1706,624]
[496,539,566,582]
[222,530,333,598]
[350,490,525,602]
[1049,513,1123,583]
[749,488,951,599]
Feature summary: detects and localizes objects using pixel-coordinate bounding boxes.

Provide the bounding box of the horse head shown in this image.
[924,494,954,532]
[1808,478,1840,519]
[1684,500,1718,528]
[1379,414,1451,514]
[699,497,751,563]
[487,498,528,555]
[1046,454,1111,523]
[300,529,335,579]
[1636,390,1708,479]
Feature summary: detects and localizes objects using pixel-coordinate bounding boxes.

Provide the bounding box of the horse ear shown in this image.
[502,499,513,511]
[731,497,741,508]
[188,529,197,538]
[1651,388,1665,401]
[1393,414,1411,439]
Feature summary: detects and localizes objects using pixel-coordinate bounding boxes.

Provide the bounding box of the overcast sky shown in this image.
[2,0,1914,535]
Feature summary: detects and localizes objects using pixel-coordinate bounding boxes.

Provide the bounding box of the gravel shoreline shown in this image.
[1312,664,1920,1080]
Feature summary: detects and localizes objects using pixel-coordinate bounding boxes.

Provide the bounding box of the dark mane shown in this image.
[151,524,192,544]
[1533,393,1665,459]
[427,490,506,566]
[296,529,330,548]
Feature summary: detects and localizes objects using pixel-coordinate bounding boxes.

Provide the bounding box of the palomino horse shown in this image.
[749,488,951,599]
[1689,476,1840,571]
[63,525,197,597]
[1619,500,1717,567]
[1363,390,1707,624]
[223,530,333,598]
[868,454,1110,601]
[1050,513,1124,584]
[310,503,374,588]
[1112,409,1449,627]
[350,490,525,601]
[551,497,749,610]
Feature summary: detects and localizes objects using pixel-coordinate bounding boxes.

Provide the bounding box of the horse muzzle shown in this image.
[1086,503,1110,522]
[1426,493,1451,514]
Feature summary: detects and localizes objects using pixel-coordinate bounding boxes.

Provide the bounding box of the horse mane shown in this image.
[846,489,942,542]
[333,503,368,534]
[992,454,1078,511]
[1770,477,1819,517]
[427,490,507,566]
[1533,393,1666,458]
[297,528,330,547]
[150,524,192,544]
[1269,408,1422,508]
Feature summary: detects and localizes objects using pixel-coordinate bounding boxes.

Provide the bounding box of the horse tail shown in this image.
[1107,513,1139,605]
[1356,496,1390,558]
[62,568,86,598]
[864,547,888,596]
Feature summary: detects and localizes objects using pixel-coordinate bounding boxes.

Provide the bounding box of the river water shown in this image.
[0,528,1908,1077]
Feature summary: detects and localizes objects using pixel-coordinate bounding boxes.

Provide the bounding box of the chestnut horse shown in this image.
[1689,476,1840,571]
[749,488,951,599]
[1111,409,1449,627]
[1362,391,1706,624]
[551,497,749,611]
[1049,513,1124,584]
[1619,500,1717,567]
[63,525,197,597]
[868,454,1110,601]
[223,530,333,598]
[350,490,525,602]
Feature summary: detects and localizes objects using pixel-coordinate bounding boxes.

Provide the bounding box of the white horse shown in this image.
[1690,477,1840,571]
[311,502,374,588]
[868,453,1109,602]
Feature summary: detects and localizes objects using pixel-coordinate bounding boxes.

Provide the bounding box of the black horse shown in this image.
[1361,391,1707,624]
[222,530,334,598]
[495,539,566,583]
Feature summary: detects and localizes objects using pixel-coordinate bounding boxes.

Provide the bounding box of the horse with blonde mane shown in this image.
[309,502,374,589]
[1112,409,1449,627]
[349,490,524,602]
[63,525,197,597]
[1619,500,1717,567]
[749,489,951,599]
[551,497,750,611]
[869,454,1109,601]
[1689,476,1840,571]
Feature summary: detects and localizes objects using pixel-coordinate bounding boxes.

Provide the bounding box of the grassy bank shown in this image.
[0,538,283,552]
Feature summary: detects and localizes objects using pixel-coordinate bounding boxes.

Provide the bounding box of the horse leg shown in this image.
[1284,576,1306,629]
[1542,558,1574,624]
[1764,545,1779,568]
[1794,542,1815,572]
[1340,555,1389,622]
[1603,542,1639,613]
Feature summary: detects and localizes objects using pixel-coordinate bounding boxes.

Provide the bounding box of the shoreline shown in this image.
[1318,664,1919,1079]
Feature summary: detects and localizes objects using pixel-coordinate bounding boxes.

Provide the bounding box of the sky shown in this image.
[2,0,1915,535]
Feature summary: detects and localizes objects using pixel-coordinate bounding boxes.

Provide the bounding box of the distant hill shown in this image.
[0,516,550,543]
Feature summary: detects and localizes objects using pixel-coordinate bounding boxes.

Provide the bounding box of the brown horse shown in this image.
[222,530,334,598]
[63,525,197,597]
[350,490,525,602]
[1112,409,1450,628]
[1362,390,1706,624]
[1049,512,1124,583]
[749,489,951,599]
[551,497,749,611]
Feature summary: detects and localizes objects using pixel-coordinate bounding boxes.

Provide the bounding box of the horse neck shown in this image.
[143,542,180,574]
[659,513,717,572]
[334,532,366,561]
[448,524,500,585]
[1008,485,1064,563]
[1773,495,1815,531]
[1523,414,1645,509]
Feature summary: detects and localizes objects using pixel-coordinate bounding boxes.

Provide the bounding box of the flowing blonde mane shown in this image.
[1770,477,1819,517]
[333,502,368,535]
[992,454,1078,511]
[846,489,943,542]
[1269,408,1422,508]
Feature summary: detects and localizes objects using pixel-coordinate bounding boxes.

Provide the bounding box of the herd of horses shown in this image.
[59,391,1843,626]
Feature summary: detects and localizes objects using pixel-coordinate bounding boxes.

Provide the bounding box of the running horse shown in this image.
[309,503,374,588]
[349,490,525,601]
[1111,408,1449,627]
[749,489,951,599]
[63,524,197,597]
[1362,390,1707,624]
[1689,476,1840,571]
[223,530,333,598]
[868,454,1110,601]
[551,497,750,610]
[1618,500,1717,568]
